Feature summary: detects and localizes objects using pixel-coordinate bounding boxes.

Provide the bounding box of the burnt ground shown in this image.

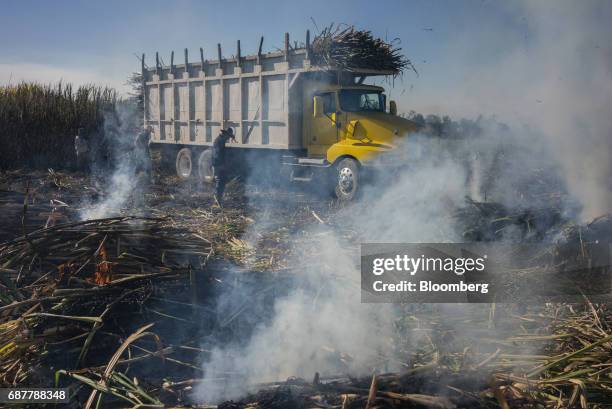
[1,168,611,408]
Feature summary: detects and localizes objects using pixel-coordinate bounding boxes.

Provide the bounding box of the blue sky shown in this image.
[0,1,529,111]
[1,1,609,119]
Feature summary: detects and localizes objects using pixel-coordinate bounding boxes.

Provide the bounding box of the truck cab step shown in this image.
[298,157,328,166]
[282,156,330,167]
[290,176,313,182]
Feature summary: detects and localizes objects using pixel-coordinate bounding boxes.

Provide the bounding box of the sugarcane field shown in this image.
[1,2,611,409]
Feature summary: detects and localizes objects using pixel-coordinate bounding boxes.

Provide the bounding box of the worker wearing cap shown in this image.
[212,127,235,206]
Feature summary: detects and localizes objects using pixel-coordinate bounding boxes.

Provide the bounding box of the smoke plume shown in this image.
[409,0,612,219]
[194,2,611,403]
[196,119,567,403]
[79,103,145,220]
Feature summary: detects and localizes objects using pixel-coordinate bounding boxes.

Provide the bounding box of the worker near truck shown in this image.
[212,128,235,207]
[74,128,89,172]
[134,126,153,180]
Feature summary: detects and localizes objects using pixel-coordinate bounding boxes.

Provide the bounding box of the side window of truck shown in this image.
[317,93,336,115]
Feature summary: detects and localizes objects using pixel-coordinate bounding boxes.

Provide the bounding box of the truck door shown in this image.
[310,92,339,156]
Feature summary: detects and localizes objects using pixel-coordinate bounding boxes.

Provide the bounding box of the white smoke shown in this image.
[79,103,145,220]
[195,125,580,404]
[79,161,138,220]
[407,0,612,220]
[196,2,611,403]
[199,231,396,402]
[196,132,494,403]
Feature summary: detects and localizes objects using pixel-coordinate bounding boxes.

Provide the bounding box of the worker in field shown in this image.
[74,128,89,172]
[212,127,236,207]
[134,126,153,180]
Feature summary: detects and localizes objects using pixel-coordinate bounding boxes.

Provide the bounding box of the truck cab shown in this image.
[296,83,418,199]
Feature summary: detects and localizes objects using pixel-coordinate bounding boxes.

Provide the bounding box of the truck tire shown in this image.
[175,148,193,179]
[334,157,360,201]
[197,149,214,183]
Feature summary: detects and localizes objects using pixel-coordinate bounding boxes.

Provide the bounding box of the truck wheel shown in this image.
[197,149,214,183]
[334,158,360,201]
[175,148,193,179]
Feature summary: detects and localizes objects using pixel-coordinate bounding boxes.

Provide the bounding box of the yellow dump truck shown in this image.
[142,32,417,200]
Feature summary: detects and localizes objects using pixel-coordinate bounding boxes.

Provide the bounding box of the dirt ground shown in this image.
[0,168,331,262]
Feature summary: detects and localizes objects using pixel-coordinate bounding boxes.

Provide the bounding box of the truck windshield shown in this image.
[339,90,384,112]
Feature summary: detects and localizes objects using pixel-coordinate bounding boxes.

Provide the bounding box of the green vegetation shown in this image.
[0,82,117,169]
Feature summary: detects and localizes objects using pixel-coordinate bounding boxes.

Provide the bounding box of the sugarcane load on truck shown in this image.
[141,25,418,200]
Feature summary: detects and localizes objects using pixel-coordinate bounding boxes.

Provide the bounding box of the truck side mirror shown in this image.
[313,96,324,117]
[389,100,398,116]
